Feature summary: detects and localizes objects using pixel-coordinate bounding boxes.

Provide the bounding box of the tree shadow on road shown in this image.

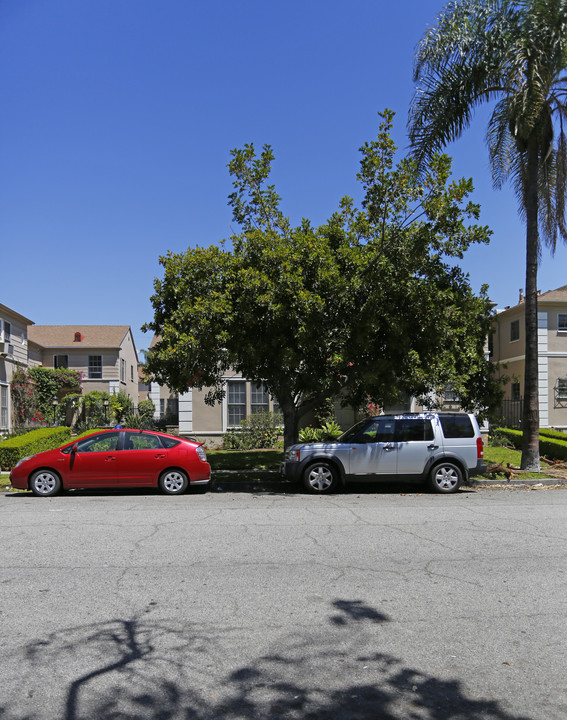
[2,599,535,720]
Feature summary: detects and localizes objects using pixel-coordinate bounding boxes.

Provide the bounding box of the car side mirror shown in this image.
[71,443,78,454]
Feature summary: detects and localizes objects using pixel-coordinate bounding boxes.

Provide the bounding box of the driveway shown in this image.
[1,486,566,719]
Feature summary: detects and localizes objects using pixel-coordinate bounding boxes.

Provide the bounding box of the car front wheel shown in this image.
[30,470,62,497]
[159,469,189,495]
[303,461,338,494]
[429,462,462,494]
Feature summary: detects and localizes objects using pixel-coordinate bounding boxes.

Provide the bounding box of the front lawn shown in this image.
[482,446,553,480]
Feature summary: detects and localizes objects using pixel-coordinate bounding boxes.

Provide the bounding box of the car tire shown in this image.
[30,470,62,497]
[303,461,338,494]
[429,462,462,494]
[159,469,189,495]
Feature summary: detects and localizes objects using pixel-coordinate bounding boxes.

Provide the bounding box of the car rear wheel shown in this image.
[429,462,462,494]
[303,461,338,494]
[30,470,62,497]
[159,469,189,495]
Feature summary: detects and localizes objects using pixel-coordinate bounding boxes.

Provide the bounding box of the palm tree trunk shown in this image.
[521,141,540,471]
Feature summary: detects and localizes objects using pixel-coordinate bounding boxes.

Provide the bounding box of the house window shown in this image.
[88,355,103,379]
[227,381,246,426]
[120,358,126,383]
[444,386,459,402]
[251,383,269,415]
[54,355,68,369]
[510,319,520,342]
[511,382,521,402]
[4,322,11,343]
[558,378,567,399]
[558,314,567,332]
[131,365,134,382]
[1,385,8,429]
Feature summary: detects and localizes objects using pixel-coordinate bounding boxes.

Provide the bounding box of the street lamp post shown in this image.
[103,398,109,425]
[51,396,58,426]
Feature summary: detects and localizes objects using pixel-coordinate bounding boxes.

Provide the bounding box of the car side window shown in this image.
[356,417,395,443]
[75,432,120,453]
[395,419,434,442]
[123,432,162,450]
[439,415,475,438]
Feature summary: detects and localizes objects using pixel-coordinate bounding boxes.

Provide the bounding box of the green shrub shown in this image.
[539,428,567,440]
[490,428,522,450]
[137,399,155,420]
[222,411,282,450]
[0,427,72,470]
[299,419,342,443]
[539,435,567,460]
[488,428,516,447]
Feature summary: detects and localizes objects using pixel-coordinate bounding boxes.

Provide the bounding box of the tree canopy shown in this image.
[144,111,499,446]
[408,0,567,470]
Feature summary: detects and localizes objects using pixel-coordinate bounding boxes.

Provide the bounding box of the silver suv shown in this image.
[281,412,486,494]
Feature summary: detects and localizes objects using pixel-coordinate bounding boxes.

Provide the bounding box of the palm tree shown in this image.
[408,0,567,470]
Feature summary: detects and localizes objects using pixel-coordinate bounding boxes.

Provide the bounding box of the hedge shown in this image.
[539,428,567,441]
[494,428,567,460]
[0,427,72,470]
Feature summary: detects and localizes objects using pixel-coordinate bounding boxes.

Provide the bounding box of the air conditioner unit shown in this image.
[0,342,13,357]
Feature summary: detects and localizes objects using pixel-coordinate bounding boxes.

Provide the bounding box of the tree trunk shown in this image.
[281,398,300,449]
[521,141,540,471]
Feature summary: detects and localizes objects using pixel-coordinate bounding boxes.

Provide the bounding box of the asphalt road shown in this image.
[1,485,566,720]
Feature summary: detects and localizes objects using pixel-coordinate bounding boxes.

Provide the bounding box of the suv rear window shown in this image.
[439,415,474,438]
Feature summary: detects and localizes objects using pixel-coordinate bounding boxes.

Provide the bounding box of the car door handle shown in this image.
[427,444,439,450]
[383,444,395,450]
[105,456,117,462]
[154,453,166,459]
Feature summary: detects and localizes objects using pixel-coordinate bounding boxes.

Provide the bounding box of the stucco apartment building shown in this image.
[491,285,567,429]
[0,303,34,433]
[28,325,139,400]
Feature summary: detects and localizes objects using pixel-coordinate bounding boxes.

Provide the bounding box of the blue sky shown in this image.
[2,0,566,355]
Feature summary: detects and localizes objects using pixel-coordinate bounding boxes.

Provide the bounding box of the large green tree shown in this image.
[408,0,567,470]
[144,112,499,447]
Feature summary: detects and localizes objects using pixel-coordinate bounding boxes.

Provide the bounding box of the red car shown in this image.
[9,429,211,497]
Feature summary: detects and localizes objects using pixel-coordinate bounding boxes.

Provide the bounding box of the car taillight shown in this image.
[477,437,484,459]
[196,446,207,462]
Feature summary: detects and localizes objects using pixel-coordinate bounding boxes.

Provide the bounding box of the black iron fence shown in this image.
[492,398,523,429]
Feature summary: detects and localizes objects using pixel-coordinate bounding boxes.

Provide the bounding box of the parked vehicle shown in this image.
[281,412,486,494]
[9,429,211,497]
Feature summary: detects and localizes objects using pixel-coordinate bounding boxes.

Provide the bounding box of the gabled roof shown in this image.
[538,285,567,303]
[0,303,34,326]
[28,325,132,349]
[496,285,567,316]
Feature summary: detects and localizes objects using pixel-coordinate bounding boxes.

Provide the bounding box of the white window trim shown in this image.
[88,354,103,380]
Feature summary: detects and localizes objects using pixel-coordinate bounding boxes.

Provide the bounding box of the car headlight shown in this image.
[285,449,301,463]
[15,455,35,468]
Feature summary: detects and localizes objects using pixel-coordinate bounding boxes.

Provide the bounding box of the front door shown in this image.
[66,431,121,487]
[348,416,398,477]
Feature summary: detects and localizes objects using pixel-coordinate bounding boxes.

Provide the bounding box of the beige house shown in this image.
[147,370,283,443]
[28,325,139,402]
[0,303,34,433]
[491,285,567,429]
